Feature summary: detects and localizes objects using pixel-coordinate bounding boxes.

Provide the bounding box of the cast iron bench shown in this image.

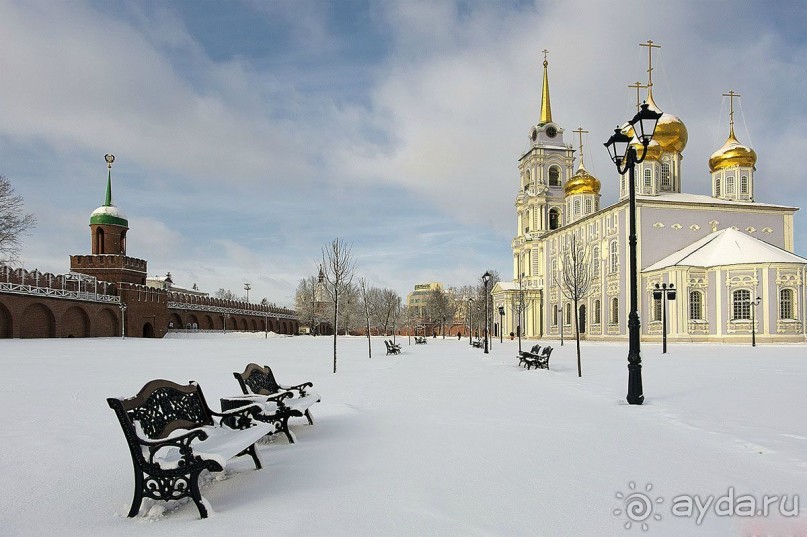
[107,379,274,519]
[472,340,483,348]
[233,363,320,432]
[518,344,541,367]
[385,340,401,355]
[414,336,427,344]
[523,346,553,370]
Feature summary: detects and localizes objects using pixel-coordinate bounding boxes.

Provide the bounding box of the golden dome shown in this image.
[564,164,600,196]
[708,128,757,172]
[630,139,662,161]
[625,91,688,153]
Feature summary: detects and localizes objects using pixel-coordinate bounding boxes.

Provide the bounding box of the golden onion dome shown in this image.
[708,128,757,172]
[625,91,688,153]
[564,163,600,196]
[630,139,662,161]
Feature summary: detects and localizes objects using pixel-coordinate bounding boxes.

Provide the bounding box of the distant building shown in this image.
[0,157,298,338]
[406,282,442,318]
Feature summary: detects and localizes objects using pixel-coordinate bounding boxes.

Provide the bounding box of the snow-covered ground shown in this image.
[1,334,805,536]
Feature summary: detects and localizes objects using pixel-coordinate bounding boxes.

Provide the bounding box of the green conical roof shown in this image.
[90,167,128,227]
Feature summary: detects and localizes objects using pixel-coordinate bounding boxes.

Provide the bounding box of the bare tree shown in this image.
[376,288,402,336]
[358,278,374,357]
[560,234,592,377]
[0,176,37,265]
[294,274,327,335]
[321,238,356,373]
[338,282,359,335]
[425,287,454,338]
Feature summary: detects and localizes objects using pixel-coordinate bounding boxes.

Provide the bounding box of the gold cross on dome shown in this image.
[639,40,661,88]
[722,90,741,129]
[628,81,649,111]
[573,127,589,166]
[542,49,549,66]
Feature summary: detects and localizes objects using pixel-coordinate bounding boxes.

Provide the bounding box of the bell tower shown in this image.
[70,155,147,285]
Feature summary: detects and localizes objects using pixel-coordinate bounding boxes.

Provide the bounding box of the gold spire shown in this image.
[539,49,552,124]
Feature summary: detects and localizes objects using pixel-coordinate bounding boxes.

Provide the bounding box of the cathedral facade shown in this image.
[492,53,807,344]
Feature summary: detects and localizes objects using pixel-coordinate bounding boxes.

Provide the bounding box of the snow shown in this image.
[1,334,806,535]
[644,227,807,271]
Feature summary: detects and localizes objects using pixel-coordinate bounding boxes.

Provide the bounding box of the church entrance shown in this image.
[142,322,155,338]
[579,304,586,333]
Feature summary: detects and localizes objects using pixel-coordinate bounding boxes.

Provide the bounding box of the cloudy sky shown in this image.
[2,0,806,306]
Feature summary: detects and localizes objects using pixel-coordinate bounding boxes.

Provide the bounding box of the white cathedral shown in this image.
[491,50,807,344]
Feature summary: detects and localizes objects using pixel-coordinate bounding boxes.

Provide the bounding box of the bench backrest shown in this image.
[530,344,541,354]
[541,346,553,356]
[234,363,280,396]
[107,379,214,440]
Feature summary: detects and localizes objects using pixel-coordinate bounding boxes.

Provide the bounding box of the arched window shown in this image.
[621,176,626,196]
[689,291,703,320]
[565,303,572,325]
[726,175,735,194]
[653,296,662,321]
[573,198,581,215]
[593,299,601,324]
[609,240,618,274]
[644,168,652,190]
[780,289,794,319]
[585,198,592,214]
[548,166,561,187]
[95,228,105,254]
[610,297,619,324]
[733,289,751,320]
[591,246,599,275]
[715,178,721,197]
[552,305,558,326]
[120,229,127,255]
[549,208,560,230]
[741,175,749,195]
[661,162,672,189]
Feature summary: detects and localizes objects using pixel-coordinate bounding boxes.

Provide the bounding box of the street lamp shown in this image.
[745,296,762,346]
[498,305,505,343]
[467,297,474,346]
[244,282,251,302]
[482,272,491,354]
[118,302,127,339]
[653,283,676,354]
[604,101,663,405]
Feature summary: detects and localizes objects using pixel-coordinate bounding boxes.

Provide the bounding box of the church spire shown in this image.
[539,50,552,125]
[104,154,115,207]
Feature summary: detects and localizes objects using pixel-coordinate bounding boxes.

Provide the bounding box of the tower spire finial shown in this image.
[103,154,115,207]
[539,49,552,124]
[722,90,741,138]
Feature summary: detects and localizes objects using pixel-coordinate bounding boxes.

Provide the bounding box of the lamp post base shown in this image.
[627,362,644,405]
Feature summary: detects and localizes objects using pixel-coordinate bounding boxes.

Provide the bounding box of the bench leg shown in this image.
[236,443,263,469]
[189,469,209,519]
[127,468,144,517]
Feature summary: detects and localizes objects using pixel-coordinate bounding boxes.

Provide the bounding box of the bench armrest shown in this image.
[137,428,214,469]
[210,403,264,430]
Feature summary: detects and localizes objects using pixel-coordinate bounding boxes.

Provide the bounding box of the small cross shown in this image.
[542,49,549,66]
[628,81,648,111]
[573,127,589,166]
[639,40,661,88]
[722,90,741,129]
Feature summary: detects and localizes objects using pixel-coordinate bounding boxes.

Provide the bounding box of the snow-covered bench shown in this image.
[518,344,542,367]
[107,379,274,519]
[523,346,552,370]
[233,363,321,429]
[414,336,427,344]
[384,340,401,355]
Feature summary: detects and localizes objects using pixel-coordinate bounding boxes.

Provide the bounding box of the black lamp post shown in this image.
[746,296,761,347]
[467,297,474,346]
[604,102,663,405]
[482,272,491,354]
[653,283,676,354]
[498,305,505,343]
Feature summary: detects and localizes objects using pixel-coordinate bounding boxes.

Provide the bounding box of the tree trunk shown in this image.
[333,294,338,373]
[574,298,582,377]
